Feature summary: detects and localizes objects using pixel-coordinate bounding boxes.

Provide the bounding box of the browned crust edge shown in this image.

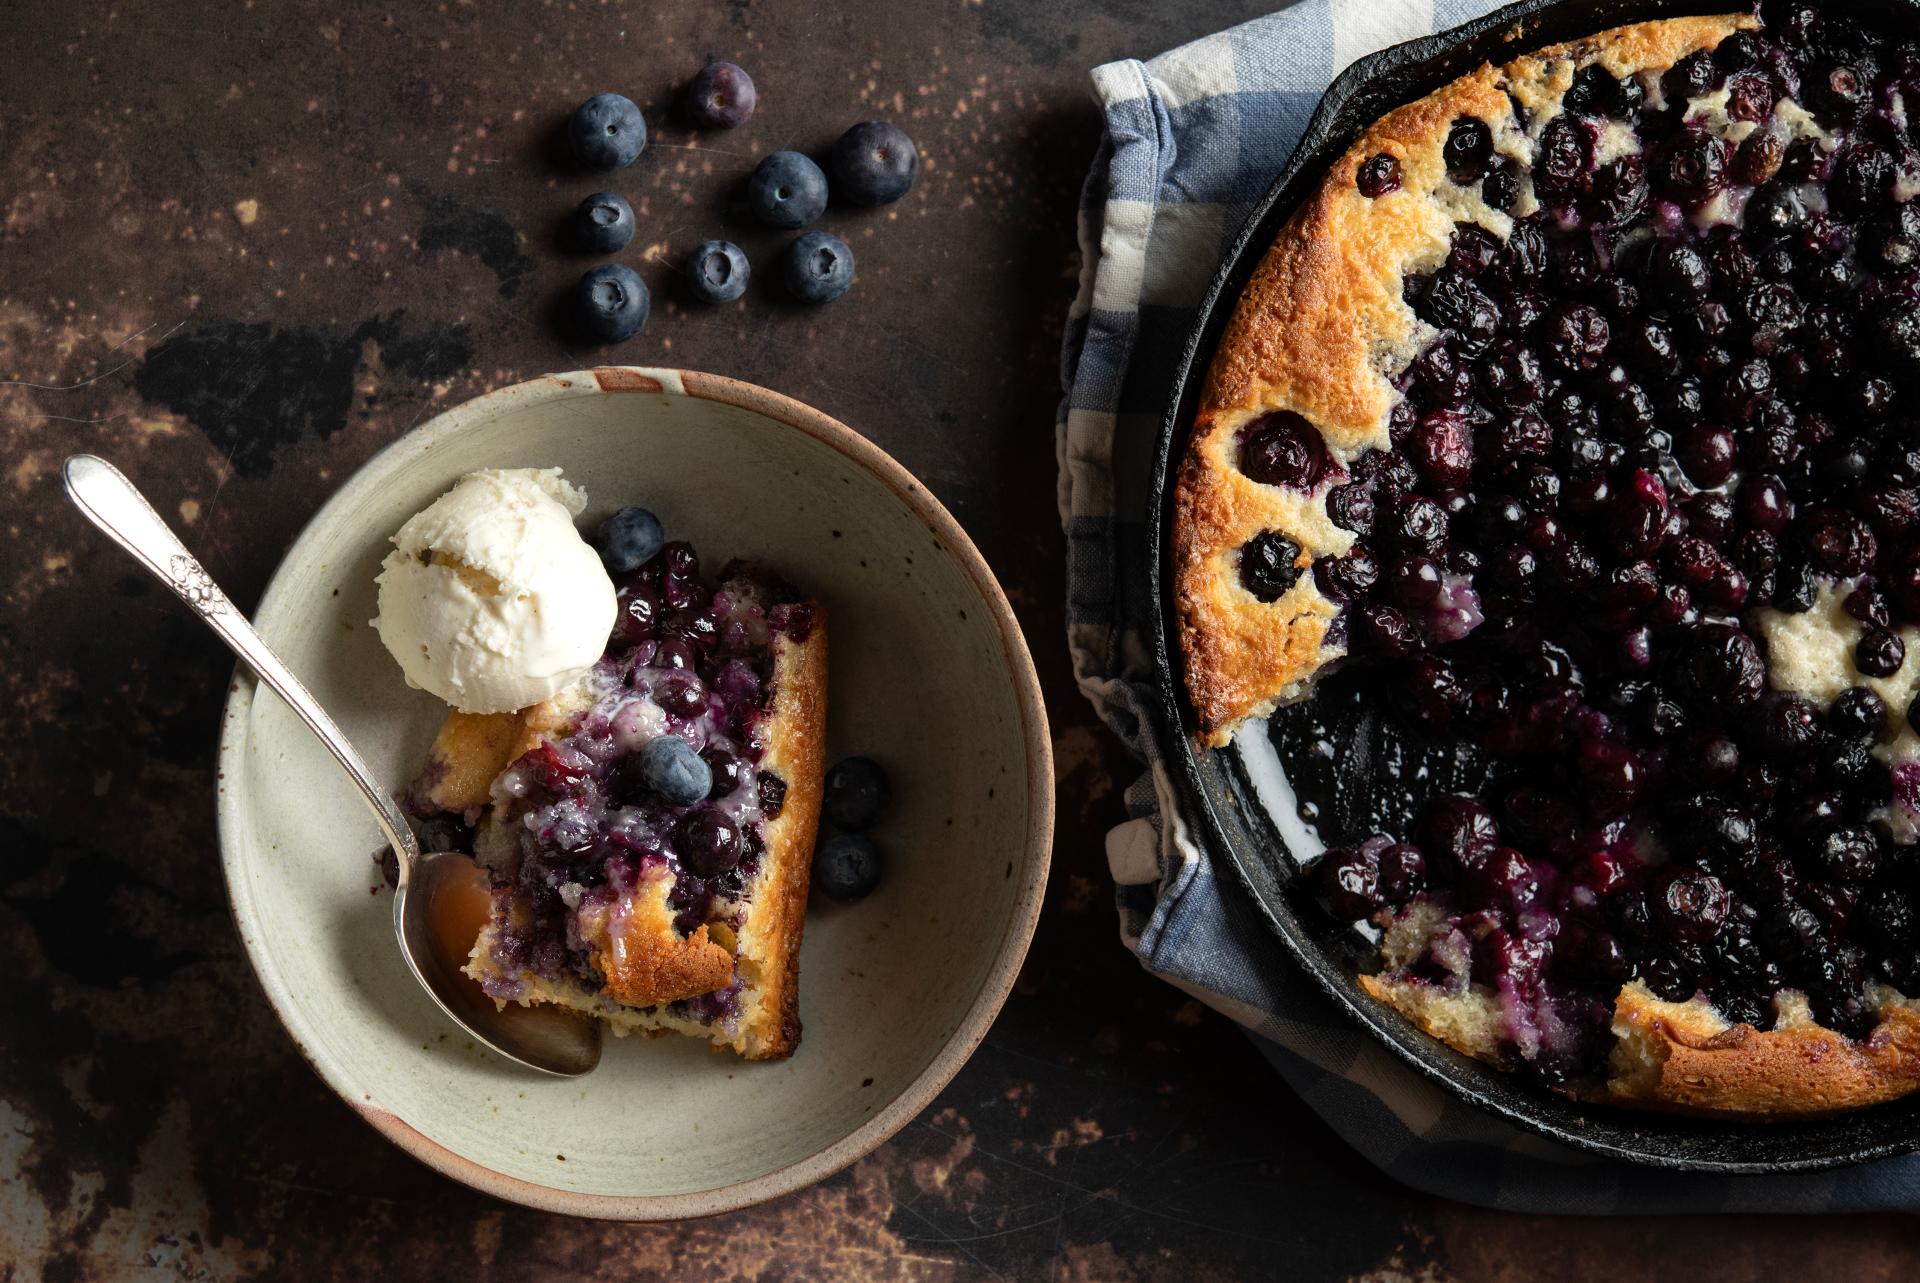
[735,611,829,1060]
[1172,13,1753,747]
[1360,968,1920,1118]
[590,878,737,1008]
[1606,982,1920,1117]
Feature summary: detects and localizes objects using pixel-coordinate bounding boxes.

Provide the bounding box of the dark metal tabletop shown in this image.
[4,1,1916,1277]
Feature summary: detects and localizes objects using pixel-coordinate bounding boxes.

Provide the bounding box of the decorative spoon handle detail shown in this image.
[61,453,420,871]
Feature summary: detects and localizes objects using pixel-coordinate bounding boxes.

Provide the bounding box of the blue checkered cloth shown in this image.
[1058,0,1920,1213]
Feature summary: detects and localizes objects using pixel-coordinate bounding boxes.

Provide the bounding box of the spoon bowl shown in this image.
[61,453,601,1077]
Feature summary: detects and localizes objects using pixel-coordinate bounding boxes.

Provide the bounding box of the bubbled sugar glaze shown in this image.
[1256,5,1920,1085]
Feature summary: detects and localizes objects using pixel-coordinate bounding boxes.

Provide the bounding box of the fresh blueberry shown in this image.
[571,191,634,254]
[686,239,750,303]
[639,735,711,807]
[813,832,883,901]
[568,93,647,170]
[748,151,828,229]
[824,756,891,830]
[594,506,665,572]
[573,264,649,343]
[782,231,854,303]
[684,60,756,129]
[829,121,918,206]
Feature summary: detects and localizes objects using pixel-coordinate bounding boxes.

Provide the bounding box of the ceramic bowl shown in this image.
[217,367,1053,1217]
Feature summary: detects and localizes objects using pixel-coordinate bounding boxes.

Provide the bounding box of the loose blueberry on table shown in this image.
[571,191,635,255]
[568,92,647,170]
[748,150,830,229]
[686,239,751,304]
[573,263,650,344]
[684,60,756,130]
[829,121,919,206]
[783,231,855,303]
[1184,5,1920,1098]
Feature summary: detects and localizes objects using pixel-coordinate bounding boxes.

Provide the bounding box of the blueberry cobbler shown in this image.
[409,541,826,1061]
[1173,7,1920,1114]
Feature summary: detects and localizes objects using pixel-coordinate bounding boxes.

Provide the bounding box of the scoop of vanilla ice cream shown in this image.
[373,467,617,713]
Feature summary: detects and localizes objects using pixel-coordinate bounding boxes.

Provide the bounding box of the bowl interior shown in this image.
[219,370,1047,1213]
[1147,0,1920,1171]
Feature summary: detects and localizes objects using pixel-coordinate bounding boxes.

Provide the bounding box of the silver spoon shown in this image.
[62,453,602,1077]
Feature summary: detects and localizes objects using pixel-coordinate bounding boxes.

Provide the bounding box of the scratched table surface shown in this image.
[5,1,1918,1279]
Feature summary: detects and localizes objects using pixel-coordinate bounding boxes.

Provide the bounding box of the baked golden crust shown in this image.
[732,617,829,1059]
[414,710,527,812]
[1173,13,1753,747]
[582,876,738,1007]
[1362,958,1920,1117]
[1606,982,1920,1116]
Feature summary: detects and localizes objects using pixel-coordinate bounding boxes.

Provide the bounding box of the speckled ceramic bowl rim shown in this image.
[216,367,1055,1220]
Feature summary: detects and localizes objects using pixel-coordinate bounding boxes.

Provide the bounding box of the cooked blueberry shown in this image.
[813,832,883,901]
[573,264,650,343]
[1411,272,1500,355]
[654,673,707,719]
[1482,167,1520,212]
[572,191,635,254]
[684,60,757,129]
[1801,505,1878,577]
[686,239,750,304]
[748,151,829,229]
[1240,412,1329,489]
[1657,871,1730,943]
[782,230,855,303]
[1662,49,1719,103]
[1356,153,1401,197]
[677,804,743,876]
[702,747,748,799]
[759,770,788,818]
[1644,241,1711,308]
[1856,629,1906,678]
[1443,116,1494,183]
[1747,183,1810,238]
[1755,693,1824,760]
[636,734,712,807]
[1239,531,1304,601]
[824,756,892,830]
[1534,115,1593,197]
[569,92,647,170]
[1810,62,1870,124]
[1377,843,1427,906]
[594,506,665,572]
[1676,624,1766,710]
[829,121,919,206]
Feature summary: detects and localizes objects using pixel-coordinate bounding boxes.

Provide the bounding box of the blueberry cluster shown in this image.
[1287,4,1920,1082]
[559,60,919,341]
[813,756,893,901]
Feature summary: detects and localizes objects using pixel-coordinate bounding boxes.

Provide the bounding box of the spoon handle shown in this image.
[61,454,420,868]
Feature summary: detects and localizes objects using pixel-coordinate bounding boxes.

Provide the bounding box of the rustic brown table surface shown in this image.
[5,1,1918,1278]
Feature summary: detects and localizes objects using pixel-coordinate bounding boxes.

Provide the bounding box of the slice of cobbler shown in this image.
[408,540,826,1060]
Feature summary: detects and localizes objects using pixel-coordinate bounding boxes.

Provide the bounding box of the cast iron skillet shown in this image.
[1148,0,1920,1171]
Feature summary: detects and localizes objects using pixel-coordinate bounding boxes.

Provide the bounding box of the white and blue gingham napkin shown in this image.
[1057,0,1920,1212]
